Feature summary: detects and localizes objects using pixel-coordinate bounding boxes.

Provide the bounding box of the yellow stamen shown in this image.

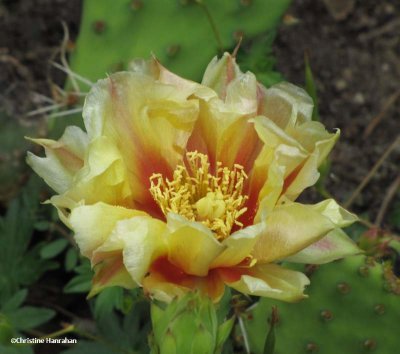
[149,151,248,239]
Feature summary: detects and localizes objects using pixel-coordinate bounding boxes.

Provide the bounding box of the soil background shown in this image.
[0,1,399,353]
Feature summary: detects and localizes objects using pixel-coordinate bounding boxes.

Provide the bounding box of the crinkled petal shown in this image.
[211,223,264,268]
[166,213,224,276]
[26,126,88,193]
[69,202,145,258]
[220,263,309,302]
[310,199,358,227]
[252,202,336,263]
[284,228,362,264]
[258,82,314,129]
[201,52,242,100]
[63,136,133,207]
[93,216,167,284]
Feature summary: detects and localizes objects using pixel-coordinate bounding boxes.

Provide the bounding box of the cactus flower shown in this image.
[27,53,360,303]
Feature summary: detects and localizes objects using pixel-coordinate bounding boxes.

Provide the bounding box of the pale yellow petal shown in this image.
[211,223,263,268]
[93,216,167,284]
[259,81,314,129]
[201,53,242,99]
[69,202,145,258]
[310,199,358,227]
[26,126,88,194]
[166,213,224,276]
[65,136,134,207]
[222,263,310,302]
[252,202,335,263]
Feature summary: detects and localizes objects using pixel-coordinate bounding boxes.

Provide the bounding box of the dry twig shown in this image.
[375,174,400,227]
[363,90,400,139]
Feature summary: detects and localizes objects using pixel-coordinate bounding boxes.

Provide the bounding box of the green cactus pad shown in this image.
[243,255,400,354]
[69,0,291,83]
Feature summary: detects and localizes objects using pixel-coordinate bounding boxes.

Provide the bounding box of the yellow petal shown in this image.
[166,213,224,276]
[211,223,263,268]
[252,202,336,263]
[221,263,310,302]
[64,136,133,207]
[284,228,362,264]
[94,216,167,284]
[26,126,88,194]
[69,202,145,258]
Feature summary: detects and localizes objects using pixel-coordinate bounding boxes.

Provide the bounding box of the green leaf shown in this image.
[1,289,28,313]
[304,54,319,122]
[8,306,55,331]
[0,177,56,304]
[0,344,34,354]
[40,238,69,259]
[65,247,79,271]
[34,221,51,231]
[94,287,124,319]
[64,274,92,293]
[216,317,235,353]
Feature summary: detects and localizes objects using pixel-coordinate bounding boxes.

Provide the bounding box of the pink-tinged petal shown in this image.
[211,223,264,268]
[69,202,145,259]
[219,263,310,302]
[284,228,362,264]
[252,202,336,263]
[26,126,88,194]
[89,252,136,298]
[201,53,241,100]
[166,213,224,276]
[93,216,167,285]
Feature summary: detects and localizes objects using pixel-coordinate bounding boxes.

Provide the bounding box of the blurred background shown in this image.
[0,0,399,353]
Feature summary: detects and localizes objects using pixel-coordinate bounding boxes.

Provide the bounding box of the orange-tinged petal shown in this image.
[284,228,362,264]
[211,223,263,268]
[220,263,309,302]
[83,71,200,208]
[89,252,136,298]
[166,213,224,276]
[252,202,335,263]
[69,202,145,258]
[144,257,225,303]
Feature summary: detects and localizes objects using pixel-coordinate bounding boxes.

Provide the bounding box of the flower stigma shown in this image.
[149,151,248,240]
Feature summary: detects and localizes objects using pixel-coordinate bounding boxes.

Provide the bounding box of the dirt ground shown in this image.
[0,0,399,228]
